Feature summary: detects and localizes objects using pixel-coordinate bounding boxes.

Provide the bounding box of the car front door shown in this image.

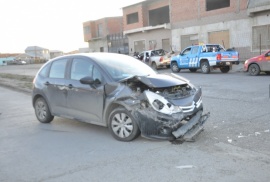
[179,47,191,68]
[189,46,200,68]
[261,51,270,71]
[66,58,105,126]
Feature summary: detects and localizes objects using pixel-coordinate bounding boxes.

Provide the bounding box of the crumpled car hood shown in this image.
[126,73,188,88]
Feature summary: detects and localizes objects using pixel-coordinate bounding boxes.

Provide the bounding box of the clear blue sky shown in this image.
[0,0,143,53]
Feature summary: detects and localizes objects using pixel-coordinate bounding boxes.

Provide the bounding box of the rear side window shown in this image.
[49,59,67,78]
[39,64,50,77]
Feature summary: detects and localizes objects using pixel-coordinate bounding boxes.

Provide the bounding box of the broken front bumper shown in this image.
[172,110,209,142]
[133,107,210,141]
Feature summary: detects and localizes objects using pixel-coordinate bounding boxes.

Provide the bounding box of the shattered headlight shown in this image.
[144,90,182,115]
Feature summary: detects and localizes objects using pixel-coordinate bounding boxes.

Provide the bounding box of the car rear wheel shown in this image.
[189,68,197,73]
[201,61,210,74]
[220,66,230,73]
[171,62,180,73]
[108,107,140,141]
[34,97,54,123]
[248,64,260,76]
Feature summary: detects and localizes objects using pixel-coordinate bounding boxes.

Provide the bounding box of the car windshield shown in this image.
[94,53,157,82]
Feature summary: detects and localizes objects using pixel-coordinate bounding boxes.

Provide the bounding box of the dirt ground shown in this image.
[0,73,33,94]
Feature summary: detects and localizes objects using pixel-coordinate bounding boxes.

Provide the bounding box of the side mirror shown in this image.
[80,76,101,86]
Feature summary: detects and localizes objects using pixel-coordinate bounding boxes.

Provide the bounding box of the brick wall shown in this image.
[106,17,123,34]
[171,0,248,23]
[83,17,123,42]
[123,0,170,31]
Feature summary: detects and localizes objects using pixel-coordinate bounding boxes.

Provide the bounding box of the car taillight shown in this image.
[217,54,221,60]
[160,57,163,62]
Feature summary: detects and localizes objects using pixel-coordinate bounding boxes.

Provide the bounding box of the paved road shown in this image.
[0,65,270,182]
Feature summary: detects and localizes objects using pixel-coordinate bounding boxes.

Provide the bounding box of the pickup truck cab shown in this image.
[136,49,171,70]
[170,44,239,74]
[244,50,270,76]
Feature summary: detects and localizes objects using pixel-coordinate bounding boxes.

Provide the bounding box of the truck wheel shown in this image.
[171,62,180,72]
[201,62,210,74]
[248,64,260,76]
[151,62,158,70]
[189,68,197,73]
[220,66,230,73]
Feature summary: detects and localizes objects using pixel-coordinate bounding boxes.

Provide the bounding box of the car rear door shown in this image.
[65,57,105,126]
[45,58,69,115]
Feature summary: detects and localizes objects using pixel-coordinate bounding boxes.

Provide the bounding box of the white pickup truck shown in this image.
[135,49,172,70]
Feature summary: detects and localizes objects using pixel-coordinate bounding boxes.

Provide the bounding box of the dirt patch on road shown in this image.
[0,73,34,94]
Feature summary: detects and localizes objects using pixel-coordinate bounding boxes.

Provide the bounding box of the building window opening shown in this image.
[127,12,139,24]
[206,0,230,11]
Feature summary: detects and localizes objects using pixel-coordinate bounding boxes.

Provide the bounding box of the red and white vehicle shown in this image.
[244,50,270,76]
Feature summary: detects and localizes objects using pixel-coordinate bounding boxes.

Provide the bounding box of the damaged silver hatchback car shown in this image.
[32,53,209,142]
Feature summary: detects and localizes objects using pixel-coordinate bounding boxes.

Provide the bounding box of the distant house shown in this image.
[83,16,129,54]
[14,53,35,64]
[50,50,64,59]
[25,46,50,62]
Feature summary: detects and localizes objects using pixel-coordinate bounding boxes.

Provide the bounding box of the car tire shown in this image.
[151,62,158,70]
[201,61,210,74]
[108,107,140,142]
[265,71,270,75]
[171,62,180,73]
[189,68,197,73]
[34,97,54,123]
[248,64,260,76]
[220,66,230,73]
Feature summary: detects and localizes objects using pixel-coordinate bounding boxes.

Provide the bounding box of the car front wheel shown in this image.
[248,64,260,76]
[34,97,54,123]
[171,62,180,73]
[108,107,140,141]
